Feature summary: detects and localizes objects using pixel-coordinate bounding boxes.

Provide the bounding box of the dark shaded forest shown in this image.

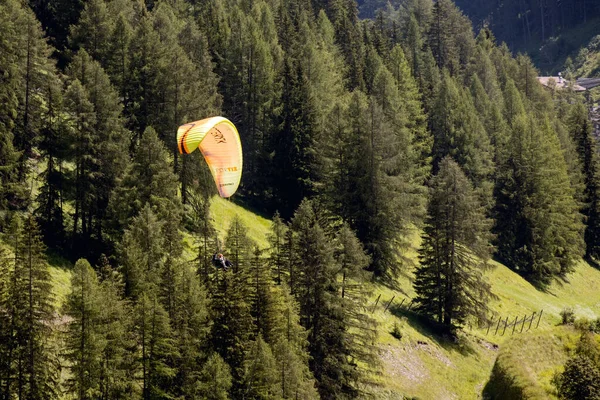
[1,0,600,398]
[452,0,600,48]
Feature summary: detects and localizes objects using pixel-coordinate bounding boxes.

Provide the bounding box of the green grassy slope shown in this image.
[40,199,600,399]
[367,255,600,399]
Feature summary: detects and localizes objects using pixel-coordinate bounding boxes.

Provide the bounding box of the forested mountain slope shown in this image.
[2,0,600,398]
[38,198,600,399]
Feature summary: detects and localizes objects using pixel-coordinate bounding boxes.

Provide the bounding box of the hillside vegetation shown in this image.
[4,0,600,398]
[45,198,600,399]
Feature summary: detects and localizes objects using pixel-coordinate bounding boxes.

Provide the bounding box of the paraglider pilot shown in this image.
[212,253,233,271]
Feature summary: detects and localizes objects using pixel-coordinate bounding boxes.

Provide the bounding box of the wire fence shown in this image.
[372,294,544,336]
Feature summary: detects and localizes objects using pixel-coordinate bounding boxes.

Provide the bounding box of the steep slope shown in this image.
[41,200,600,399]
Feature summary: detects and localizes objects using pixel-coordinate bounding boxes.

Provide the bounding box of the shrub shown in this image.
[391,321,402,340]
[560,308,576,325]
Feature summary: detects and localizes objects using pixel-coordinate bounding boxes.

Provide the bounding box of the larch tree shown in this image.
[196,353,232,400]
[1,216,58,399]
[106,126,180,242]
[66,50,129,253]
[119,205,166,299]
[64,259,105,399]
[209,271,253,397]
[431,71,494,205]
[134,292,178,400]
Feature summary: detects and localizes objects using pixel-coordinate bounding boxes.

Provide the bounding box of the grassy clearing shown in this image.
[46,251,73,310]
[209,196,272,250]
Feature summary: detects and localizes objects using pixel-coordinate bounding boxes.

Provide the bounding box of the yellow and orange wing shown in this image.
[177,117,243,198]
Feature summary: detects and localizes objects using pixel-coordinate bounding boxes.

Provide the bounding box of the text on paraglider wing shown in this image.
[214,167,238,173]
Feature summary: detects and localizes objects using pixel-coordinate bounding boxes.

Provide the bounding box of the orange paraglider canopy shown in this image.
[177,117,243,198]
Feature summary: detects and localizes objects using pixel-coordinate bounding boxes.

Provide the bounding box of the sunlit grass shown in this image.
[210,196,272,250]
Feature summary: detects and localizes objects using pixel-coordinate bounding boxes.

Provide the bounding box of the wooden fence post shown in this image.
[520,314,527,333]
[528,311,536,330]
[511,316,518,334]
[407,301,413,311]
[398,299,405,308]
[487,316,494,335]
[374,294,381,307]
[495,316,502,335]
[372,294,381,313]
[536,309,543,328]
[384,296,395,313]
[502,316,509,335]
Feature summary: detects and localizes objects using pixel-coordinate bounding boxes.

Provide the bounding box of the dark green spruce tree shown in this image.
[290,199,361,398]
[567,103,600,261]
[271,58,318,219]
[495,80,584,285]
[414,157,494,330]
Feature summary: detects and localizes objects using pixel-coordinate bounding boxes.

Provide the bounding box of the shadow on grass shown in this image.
[585,255,600,270]
[389,305,479,357]
[371,273,410,294]
[229,195,275,221]
[46,248,73,270]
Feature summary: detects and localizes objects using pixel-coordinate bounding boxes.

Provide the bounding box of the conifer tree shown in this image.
[124,12,164,137]
[495,83,584,284]
[242,335,280,399]
[63,79,97,250]
[0,131,23,214]
[171,266,209,399]
[386,44,432,181]
[342,64,427,277]
[469,75,507,167]
[431,71,494,203]
[268,212,288,285]
[66,50,129,249]
[197,353,232,400]
[209,271,253,397]
[0,216,58,398]
[64,259,104,399]
[271,59,318,218]
[0,0,27,211]
[105,13,132,101]
[186,190,217,281]
[134,293,178,400]
[106,126,179,240]
[326,0,365,90]
[414,157,494,330]
[35,78,68,249]
[1,0,59,206]
[266,285,317,399]
[119,205,165,299]
[567,103,600,261]
[297,10,347,198]
[14,5,60,162]
[96,260,136,399]
[290,199,359,398]
[225,215,256,274]
[427,0,475,76]
[69,0,113,61]
[334,223,379,379]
